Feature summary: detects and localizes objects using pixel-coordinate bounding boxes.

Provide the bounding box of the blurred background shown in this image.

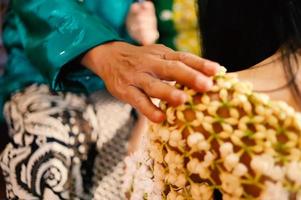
[0,0,9,198]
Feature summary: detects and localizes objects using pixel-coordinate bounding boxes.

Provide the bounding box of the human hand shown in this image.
[81,42,220,123]
[126,1,159,45]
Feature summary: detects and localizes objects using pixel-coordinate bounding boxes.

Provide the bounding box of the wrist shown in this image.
[81,41,128,76]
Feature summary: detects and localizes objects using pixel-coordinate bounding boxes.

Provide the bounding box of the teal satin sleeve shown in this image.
[8,0,123,92]
[0,0,134,122]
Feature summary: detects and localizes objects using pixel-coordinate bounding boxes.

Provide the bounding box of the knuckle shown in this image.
[156,44,166,49]
[143,79,154,93]
[134,96,146,108]
[178,52,190,61]
[150,44,167,51]
[172,60,184,68]
[161,61,174,76]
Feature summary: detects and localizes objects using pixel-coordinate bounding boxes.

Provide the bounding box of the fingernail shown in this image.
[196,77,213,91]
[204,62,220,74]
[154,111,165,122]
[171,91,188,104]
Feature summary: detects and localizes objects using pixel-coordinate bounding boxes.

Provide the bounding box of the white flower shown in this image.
[149,143,164,163]
[201,95,210,105]
[294,113,301,129]
[166,173,177,186]
[168,130,183,147]
[166,107,176,124]
[219,142,233,158]
[176,195,185,200]
[202,122,214,133]
[187,132,209,151]
[229,108,240,119]
[253,131,266,140]
[222,123,233,132]
[266,129,277,144]
[153,163,165,181]
[191,183,212,200]
[187,159,210,179]
[167,190,184,200]
[187,132,204,148]
[286,161,301,184]
[187,158,200,174]
[158,127,170,142]
[233,163,247,177]
[203,151,215,167]
[190,184,201,199]
[166,190,177,200]
[174,173,187,188]
[164,150,183,166]
[252,93,270,104]
[197,141,210,151]
[123,148,158,200]
[261,181,289,200]
[269,166,284,181]
[218,66,227,75]
[224,153,239,171]
[250,154,274,175]
[220,172,243,197]
[223,194,241,200]
[219,89,228,101]
[197,164,210,179]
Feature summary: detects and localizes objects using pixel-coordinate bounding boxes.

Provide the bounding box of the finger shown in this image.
[135,73,187,106]
[130,3,141,14]
[141,1,155,10]
[151,59,213,92]
[130,32,158,46]
[128,21,157,34]
[131,14,157,26]
[164,52,220,76]
[140,31,159,45]
[143,44,173,57]
[127,85,165,123]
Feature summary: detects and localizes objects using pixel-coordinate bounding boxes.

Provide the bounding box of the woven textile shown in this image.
[0,85,133,199]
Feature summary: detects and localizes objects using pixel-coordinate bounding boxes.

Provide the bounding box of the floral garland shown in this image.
[125,67,301,200]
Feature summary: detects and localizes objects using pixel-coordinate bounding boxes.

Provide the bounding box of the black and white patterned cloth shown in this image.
[0,84,134,200]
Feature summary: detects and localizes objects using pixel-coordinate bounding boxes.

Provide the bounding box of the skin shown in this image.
[81,41,220,123]
[126,1,159,45]
[234,51,301,112]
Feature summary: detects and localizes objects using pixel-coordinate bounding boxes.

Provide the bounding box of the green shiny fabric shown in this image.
[0,0,133,121]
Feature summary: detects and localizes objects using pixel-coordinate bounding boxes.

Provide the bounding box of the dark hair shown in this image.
[197,0,301,100]
[198,0,301,69]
